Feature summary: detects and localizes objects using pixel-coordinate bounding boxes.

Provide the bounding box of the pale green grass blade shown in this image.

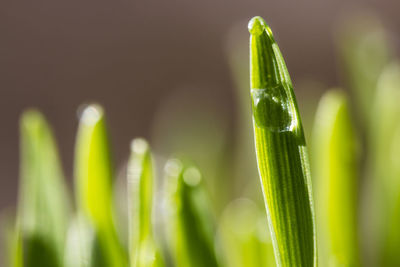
[74,104,127,267]
[128,138,164,267]
[248,16,316,267]
[336,13,392,123]
[312,90,360,266]
[64,216,99,267]
[19,110,70,267]
[217,198,275,267]
[165,159,219,267]
[366,63,400,266]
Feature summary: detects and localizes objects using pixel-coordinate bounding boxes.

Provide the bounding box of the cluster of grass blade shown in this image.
[4,12,400,267]
[11,104,224,267]
[311,12,400,267]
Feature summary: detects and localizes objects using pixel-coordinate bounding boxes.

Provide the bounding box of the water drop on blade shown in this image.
[251,85,294,132]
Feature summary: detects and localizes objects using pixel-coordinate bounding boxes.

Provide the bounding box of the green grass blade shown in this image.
[74,104,127,267]
[312,90,359,266]
[381,124,400,267]
[19,110,70,267]
[217,198,275,267]
[366,63,400,266]
[128,138,164,267]
[64,216,97,267]
[336,13,392,123]
[248,16,316,267]
[165,159,219,267]
[8,221,23,267]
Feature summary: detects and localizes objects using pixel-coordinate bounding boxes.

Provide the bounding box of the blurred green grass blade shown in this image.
[128,138,164,267]
[74,104,127,267]
[248,16,316,267]
[225,24,261,201]
[366,63,400,266]
[381,124,400,266]
[336,13,392,122]
[165,159,219,267]
[151,89,229,211]
[217,198,275,267]
[10,222,23,267]
[312,90,360,266]
[19,110,70,267]
[64,216,95,267]
[64,216,110,267]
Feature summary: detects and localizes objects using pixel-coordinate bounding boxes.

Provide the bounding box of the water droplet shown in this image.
[251,85,294,132]
[248,16,266,36]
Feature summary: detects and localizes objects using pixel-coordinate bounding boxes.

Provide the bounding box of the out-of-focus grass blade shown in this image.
[367,63,400,266]
[19,110,70,267]
[381,124,400,267]
[64,216,98,267]
[128,138,164,267]
[248,16,316,267]
[312,90,360,266]
[217,198,275,267]
[6,220,23,267]
[336,12,392,123]
[74,104,127,267]
[12,227,23,267]
[164,159,219,267]
[151,88,229,211]
[225,23,261,200]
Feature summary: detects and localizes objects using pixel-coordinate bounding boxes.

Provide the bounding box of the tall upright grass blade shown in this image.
[128,138,164,267]
[312,90,360,266]
[164,159,219,267]
[217,198,275,267]
[74,104,127,267]
[336,13,392,123]
[19,110,70,267]
[367,63,400,266]
[248,16,316,267]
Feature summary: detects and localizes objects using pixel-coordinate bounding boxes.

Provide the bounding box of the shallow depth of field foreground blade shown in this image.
[74,104,127,267]
[248,16,316,267]
[312,90,359,266]
[18,110,70,267]
[128,138,164,267]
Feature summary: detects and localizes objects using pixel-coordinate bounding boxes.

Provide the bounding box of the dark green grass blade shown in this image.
[312,90,360,266]
[165,159,219,267]
[74,104,127,267]
[128,138,164,267]
[248,16,316,267]
[19,110,70,267]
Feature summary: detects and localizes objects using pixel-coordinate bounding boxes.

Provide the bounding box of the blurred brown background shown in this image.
[1,0,400,212]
